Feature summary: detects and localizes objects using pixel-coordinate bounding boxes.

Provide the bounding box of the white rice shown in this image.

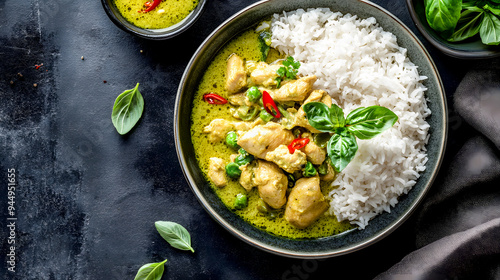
[270,8,431,228]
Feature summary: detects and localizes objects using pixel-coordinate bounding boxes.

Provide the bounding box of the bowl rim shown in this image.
[405,0,500,59]
[101,0,206,40]
[175,0,448,258]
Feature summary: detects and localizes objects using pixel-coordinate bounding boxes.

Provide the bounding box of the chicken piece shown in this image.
[228,92,250,106]
[295,89,329,133]
[321,93,333,107]
[300,133,326,165]
[272,75,317,102]
[234,118,264,134]
[254,160,288,209]
[285,176,329,229]
[237,122,294,159]
[203,119,234,143]
[203,118,262,143]
[208,157,227,187]
[225,54,247,94]
[320,162,336,182]
[239,162,257,191]
[265,145,307,173]
[250,62,281,87]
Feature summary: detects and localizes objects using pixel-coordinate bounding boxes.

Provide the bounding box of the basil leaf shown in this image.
[485,4,500,16]
[424,0,462,32]
[111,83,144,135]
[327,130,358,172]
[448,10,484,42]
[155,221,194,252]
[345,106,398,140]
[462,0,485,11]
[134,259,167,280]
[480,12,500,45]
[303,102,336,132]
[329,104,346,128]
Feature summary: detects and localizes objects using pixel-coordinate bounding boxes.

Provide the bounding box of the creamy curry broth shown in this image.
[190,28,354,239]
[113,0,199,29]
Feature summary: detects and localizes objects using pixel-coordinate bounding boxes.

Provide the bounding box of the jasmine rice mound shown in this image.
[270,8,431,229]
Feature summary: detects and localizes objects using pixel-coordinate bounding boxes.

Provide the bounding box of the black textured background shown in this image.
[0,0,484,279]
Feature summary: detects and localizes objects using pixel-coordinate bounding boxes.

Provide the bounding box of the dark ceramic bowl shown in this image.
[101,0,206,40]
[175,0,447,258]
[406,0,500,59]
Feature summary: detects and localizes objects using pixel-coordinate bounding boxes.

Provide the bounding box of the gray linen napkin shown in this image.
[375,65,500,280]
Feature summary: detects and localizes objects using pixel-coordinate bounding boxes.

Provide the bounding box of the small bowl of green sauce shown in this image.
[102,0,206,40]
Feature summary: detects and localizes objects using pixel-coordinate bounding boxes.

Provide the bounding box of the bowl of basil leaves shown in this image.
[407,0,500,59]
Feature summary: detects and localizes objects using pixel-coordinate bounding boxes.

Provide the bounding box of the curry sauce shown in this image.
[113,0,199,29]
[190,29,354,239]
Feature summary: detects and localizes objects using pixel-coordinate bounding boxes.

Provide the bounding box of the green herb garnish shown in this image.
[276,56,300,88]
[133,259,167,280]
[303,102,398,172]
[155,221,195,253]
[234,193,248,210]
[424,0,500,45]
[111,83,144,135]
[258,31,272,61]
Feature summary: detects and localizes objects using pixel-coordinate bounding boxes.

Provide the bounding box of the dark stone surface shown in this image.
[0,0,488,279]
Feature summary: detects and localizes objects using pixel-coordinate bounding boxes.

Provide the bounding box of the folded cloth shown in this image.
[375,64,500,279]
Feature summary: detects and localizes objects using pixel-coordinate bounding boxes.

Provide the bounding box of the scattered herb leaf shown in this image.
[155,221,195,253]
[111,83,144,135]
[134,259,167,280]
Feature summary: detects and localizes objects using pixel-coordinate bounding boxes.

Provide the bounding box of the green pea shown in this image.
[235,153,254,166]
[246,86,262,102]
[238,148,250,157]
[259,109,273,122]
[234,193,248,210]
[303,161,317,177]
[225,131,239,149]
[226,162,242,179]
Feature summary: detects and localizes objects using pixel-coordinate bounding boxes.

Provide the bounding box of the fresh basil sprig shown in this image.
[111,83,144,135]
[155,221,195,253]
[134,259,167,280]
[303,102,398,172]
[424,0,500,45]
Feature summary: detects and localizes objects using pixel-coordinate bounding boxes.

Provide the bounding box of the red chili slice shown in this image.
[262,91,280,118]
[288,138,310,154]
[139,0,162,13]
[203,93,228,105]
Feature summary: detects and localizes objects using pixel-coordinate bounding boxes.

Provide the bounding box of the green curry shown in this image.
[190,28,354,239]
[113,0,199,29]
